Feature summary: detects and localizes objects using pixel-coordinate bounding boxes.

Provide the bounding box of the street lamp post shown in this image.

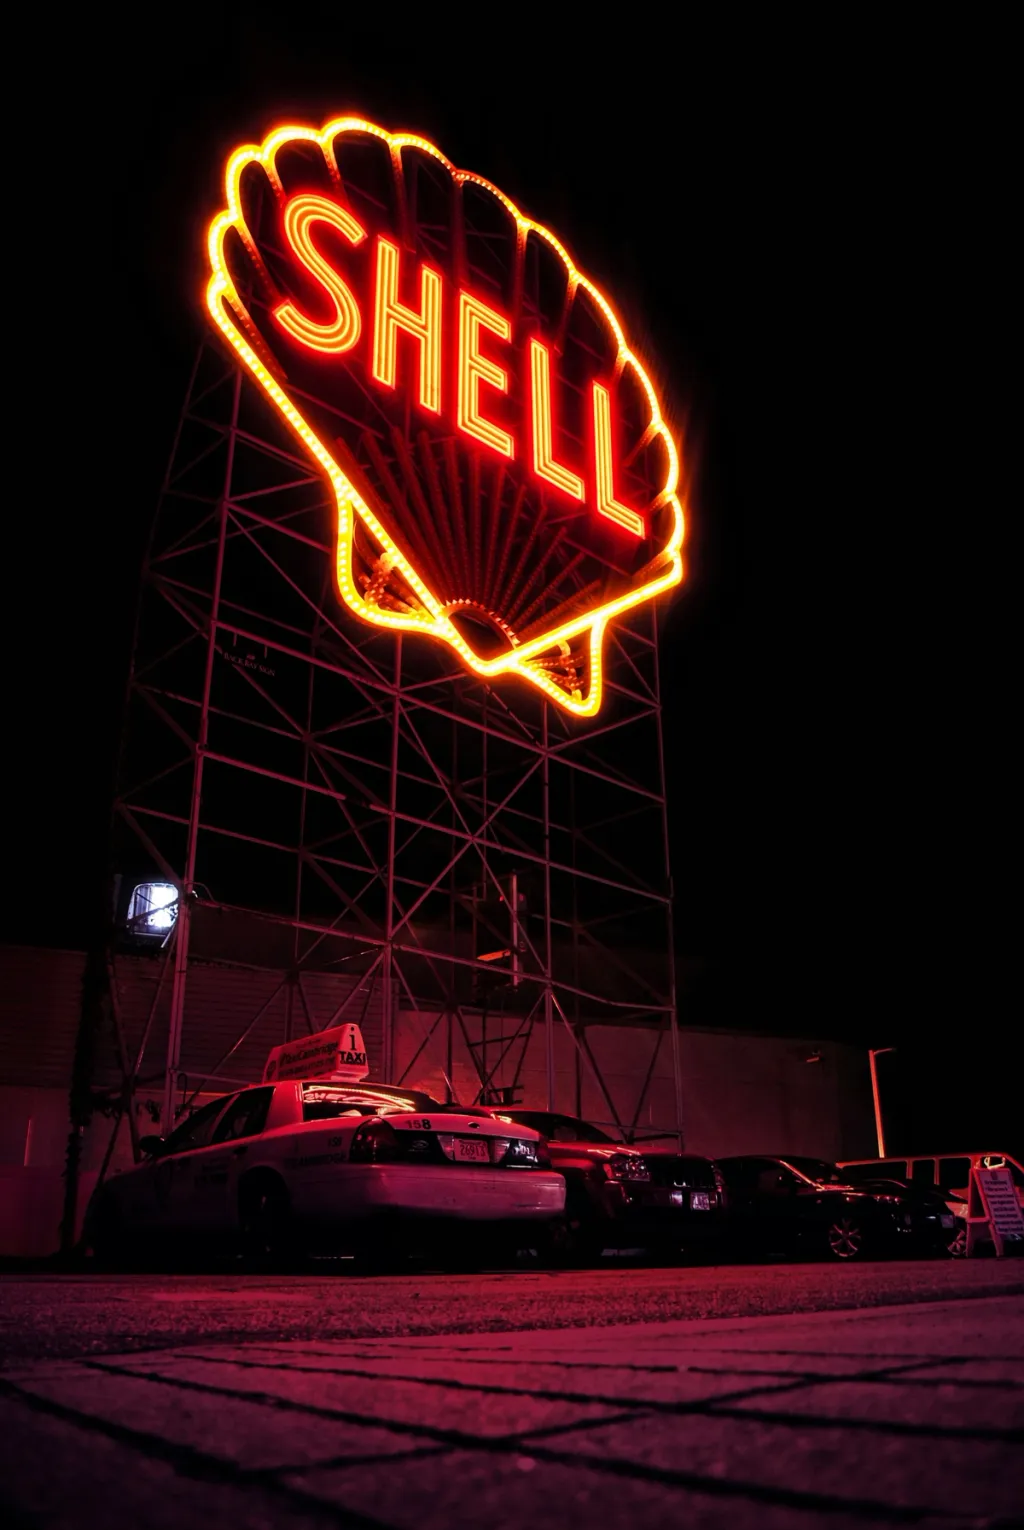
[869,1047,896,1157]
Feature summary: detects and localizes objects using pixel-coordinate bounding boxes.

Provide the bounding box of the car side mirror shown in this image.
[139,1135,165,1158]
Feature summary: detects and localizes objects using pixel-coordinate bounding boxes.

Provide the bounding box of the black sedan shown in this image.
[716,1155,957,1260]
[639,1151,728,1255]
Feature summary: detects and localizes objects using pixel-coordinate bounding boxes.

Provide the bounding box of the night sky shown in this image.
[5,14,1013,1153]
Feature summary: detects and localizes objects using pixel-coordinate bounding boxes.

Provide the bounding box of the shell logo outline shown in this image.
[205,117,685,717]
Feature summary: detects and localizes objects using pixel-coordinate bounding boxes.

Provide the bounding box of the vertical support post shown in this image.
[542,702,555,1110]
[447,705,457,1103]
[382,634,402,1082]
[63,342,204,1250]
[285,979,294,1044]
[478,687,489,1098]
[60,944,105,1254]
[569,769,582,1117]
[510,870,520,987]
[653,607,685,1150]
[869,1047,894,1157]
[291,652,316,1003]
[161,366,240,1130]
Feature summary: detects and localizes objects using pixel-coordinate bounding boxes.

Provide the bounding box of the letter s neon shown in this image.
[274,194,366,354]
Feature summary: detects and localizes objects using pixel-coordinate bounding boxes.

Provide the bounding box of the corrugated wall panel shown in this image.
[391,1009,875,1159]
[104,955,389,1089]
[181,964,290,1085]
[2,945,876,1161]
[0,946,85,1087]
[296,971,386,1080]
[104,952,172,1088]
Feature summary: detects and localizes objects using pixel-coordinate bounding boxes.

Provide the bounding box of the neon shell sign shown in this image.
[206,118,685,716]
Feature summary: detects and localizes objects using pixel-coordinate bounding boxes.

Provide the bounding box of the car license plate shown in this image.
[690,1191,710,1211]
[454,1137,490,1163]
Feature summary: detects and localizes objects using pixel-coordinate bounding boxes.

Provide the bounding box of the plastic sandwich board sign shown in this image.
[966,1164,1024,1256]
[262,1024,369,1084]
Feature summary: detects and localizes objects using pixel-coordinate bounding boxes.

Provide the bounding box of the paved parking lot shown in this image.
[2,1258,1021,1362]
[1,1266,1022,1528]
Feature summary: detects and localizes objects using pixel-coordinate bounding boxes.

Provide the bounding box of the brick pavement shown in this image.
[1,1293,1021,1528]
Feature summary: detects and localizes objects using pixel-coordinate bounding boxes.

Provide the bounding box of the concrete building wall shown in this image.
[394,1009,876,1161]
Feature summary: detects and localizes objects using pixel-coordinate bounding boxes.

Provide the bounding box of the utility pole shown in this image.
[868,1047,896,1157]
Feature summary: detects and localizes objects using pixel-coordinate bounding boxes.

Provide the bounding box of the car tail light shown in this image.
[349,1119,400,1162]
[497,1136,546,1168]
[604,1153,650,1182]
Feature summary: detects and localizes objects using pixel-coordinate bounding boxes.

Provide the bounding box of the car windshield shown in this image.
[499,1112,615,1145]
[783,1157,847,1185]
[300,1085,445,1121]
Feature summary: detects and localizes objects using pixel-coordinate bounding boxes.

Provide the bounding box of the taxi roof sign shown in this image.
[263,1023,369,1084]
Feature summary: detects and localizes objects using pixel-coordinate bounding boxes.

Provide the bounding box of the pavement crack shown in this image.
[685,1358,1024,1390]
[193,1344,678,1374]
[0,1374,398,1530]
[714,1346,1024,1362]
[705,1401,1023,1443]
[0,1368,980,1526]
[513,1438,975,1524]
[150,1349,825,1415]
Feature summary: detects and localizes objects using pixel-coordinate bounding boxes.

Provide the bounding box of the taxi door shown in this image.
[170,1088,276,1234]
[135,1096,235,1234]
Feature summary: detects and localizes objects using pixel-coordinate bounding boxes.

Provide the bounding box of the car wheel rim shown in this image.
[949,1224,968,1258]
[828,1218,862,1258]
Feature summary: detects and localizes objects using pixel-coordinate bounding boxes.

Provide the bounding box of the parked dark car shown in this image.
[638,1150,727,1255]
[837,1152,1024,1257]
[840,1169,970,1256]
[473,1109,652,1260]
[716,1155,957,1261]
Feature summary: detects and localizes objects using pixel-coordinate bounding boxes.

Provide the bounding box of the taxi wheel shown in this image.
[826,1215,866,1260]
[352,1226,407,1274]
[239,1175,295,1270]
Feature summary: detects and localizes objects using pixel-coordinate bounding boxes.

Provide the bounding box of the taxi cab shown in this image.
[86,1027,564,1267]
